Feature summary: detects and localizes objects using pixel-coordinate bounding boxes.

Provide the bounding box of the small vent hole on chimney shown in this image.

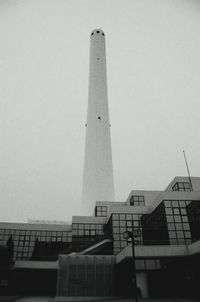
[91,32,94,36]
[102,32,104,36]
[97,30,99,33]
[98,116,101,120]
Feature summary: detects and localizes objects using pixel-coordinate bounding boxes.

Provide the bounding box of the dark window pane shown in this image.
[179,201,186,207]
[175,224,183,230]
[113,221,119,227]
[167,216,174,222]
[174,216,181,223]
[136,260,145,270]
[182,216,188,222]
[177,231,184,238]
[185,231,191,238]
[183,223,190,230]
[145,260,156,270]
[181,208,187,215]
[168,223,175,230]
[169,231,176,238]
[165,208,173,215]
[172,200,179,207]
[173,209,180,215]
[164,200,171,207]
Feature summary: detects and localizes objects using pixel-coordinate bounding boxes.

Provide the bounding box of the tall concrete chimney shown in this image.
[82,29,115,215]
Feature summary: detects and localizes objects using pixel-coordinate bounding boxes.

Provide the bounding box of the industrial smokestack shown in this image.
[82,29,115,215]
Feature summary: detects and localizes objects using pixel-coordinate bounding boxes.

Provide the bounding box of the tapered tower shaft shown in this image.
[82,29,115,215]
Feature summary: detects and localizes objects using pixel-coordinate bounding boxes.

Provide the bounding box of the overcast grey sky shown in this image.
[0,0,200,223]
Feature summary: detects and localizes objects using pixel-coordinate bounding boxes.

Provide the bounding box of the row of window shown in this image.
[15,252,32,260]
[164,200,191,208]
[72,230,103,236]
[112,213,141,221]
[170,239,191,245]
[72,224,104,237]
[135,259,161,270]
[0,235,70,242]
[0,228,72,261]
[0,236,68,248]
[168,230,191,239]
[166,215,189,223]
[165,207,187,215]
[172,182,192,192]
[113,220,140,228]
[0,228,70,237]
[167,222,190,231]
[0,235,71,248]
[72,224,103,230]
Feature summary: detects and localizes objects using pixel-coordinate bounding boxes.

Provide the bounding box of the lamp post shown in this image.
[123,230,140,302]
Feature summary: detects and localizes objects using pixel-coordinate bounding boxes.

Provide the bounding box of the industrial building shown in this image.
[1,176,200,298]
[1,30,200,299]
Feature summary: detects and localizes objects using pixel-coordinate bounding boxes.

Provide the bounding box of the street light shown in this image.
[123,230,140,302]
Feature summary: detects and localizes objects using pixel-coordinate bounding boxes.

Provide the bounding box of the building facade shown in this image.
[1,176,200,298]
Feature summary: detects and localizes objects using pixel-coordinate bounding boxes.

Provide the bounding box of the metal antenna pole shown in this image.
[183,150,193,191]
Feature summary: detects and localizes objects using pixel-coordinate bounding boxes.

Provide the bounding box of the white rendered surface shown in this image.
[82,29,115,215]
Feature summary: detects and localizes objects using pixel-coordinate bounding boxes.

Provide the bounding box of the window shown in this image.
[181,208,187,215]
[95,206,107,217]
[182,216,188,222]
[164,199,192,244]
[168,224,175,230]
[172,182,191,192]
[173,208,180,215]
[174,216,181,223]
[175,224,183,230]
[165,208,173,215]
[169,231,176,238]
[113,221,119,227]
[177,231,184,238]
[179,201,186,207]
[120,220,125,227]
[164,200,171,207]
[112,212,143,254]
[167,216,174,223]
[183,223,190,230]
[145,259,156,270]
[112,214,119,220]
[126,214,132,220]
[130,195,145,206]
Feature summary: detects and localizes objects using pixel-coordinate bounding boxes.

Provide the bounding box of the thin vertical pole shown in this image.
[183,150,193,191]
[131,235,138,302]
